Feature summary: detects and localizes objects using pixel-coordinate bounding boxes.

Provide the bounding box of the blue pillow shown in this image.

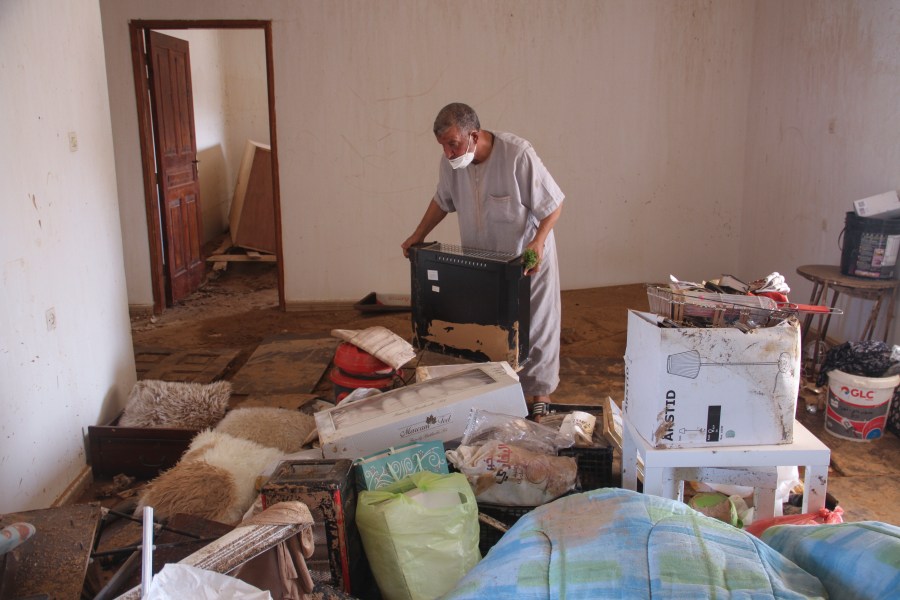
[762,521,900,600]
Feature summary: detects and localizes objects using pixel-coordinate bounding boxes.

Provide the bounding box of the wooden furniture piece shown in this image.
[795,264,900,381]
[621,416,831,518]
[88,412,199,479]
[230,140,276,254]
[114,507,312,600]
[0,504,102,600]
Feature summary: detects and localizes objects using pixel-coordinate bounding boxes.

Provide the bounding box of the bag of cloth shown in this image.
[446,440,577,506]
[356,471,480,600]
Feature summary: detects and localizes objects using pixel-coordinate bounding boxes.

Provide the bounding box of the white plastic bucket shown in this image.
[825,369,900,441]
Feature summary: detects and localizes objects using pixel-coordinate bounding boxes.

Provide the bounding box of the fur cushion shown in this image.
[120,380,232,429]
[214,407,316,453]
[136,430,281,525]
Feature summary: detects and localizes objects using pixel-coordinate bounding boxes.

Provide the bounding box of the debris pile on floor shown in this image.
[6,284,900,599]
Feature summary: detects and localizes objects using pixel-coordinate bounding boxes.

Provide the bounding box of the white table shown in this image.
[621,417,831,518]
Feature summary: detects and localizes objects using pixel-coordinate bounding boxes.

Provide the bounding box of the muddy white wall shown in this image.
[100,1,898,333]
[100,0,756,307]
[221,30,269,186]
[740,0,900,344]
[0,0,136,511]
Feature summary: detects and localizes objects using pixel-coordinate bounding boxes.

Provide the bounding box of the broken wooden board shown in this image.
[229,333,338,396]
[110,513,234,596]
[0,503,101,600]
[114,515,308,600]
[134,347,241,383]
[206,252,276,263]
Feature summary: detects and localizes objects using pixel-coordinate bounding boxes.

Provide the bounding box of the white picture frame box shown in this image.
[315,362,527,459]
[623,310,801,449]
[853,190,900,219]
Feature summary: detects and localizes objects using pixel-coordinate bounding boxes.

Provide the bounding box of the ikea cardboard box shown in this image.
[623,310,800,449]
[316,362,527,459]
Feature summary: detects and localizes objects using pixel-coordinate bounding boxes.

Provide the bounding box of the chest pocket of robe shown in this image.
[484,194,520,224]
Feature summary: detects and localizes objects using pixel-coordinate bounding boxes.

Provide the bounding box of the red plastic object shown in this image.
[754,291,790,304]
[745,506,844,538]
[330,342,399,402]
[333,342,394,377]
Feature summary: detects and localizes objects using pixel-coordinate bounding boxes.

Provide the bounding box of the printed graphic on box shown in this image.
[624,311,800,449]
[355,441,449,491]
[316,362,527,459]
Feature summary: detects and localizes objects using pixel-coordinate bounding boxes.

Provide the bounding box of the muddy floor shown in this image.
[123,260,900,525]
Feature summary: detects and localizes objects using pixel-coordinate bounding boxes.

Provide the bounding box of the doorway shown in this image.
[129,20,284,314]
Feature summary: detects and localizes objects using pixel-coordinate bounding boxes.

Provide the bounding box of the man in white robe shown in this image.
[402,103,565,410]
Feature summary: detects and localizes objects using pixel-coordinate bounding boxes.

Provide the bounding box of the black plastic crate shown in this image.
[534,402,615,491]
[477,503,535,556]
[559,445,614,491]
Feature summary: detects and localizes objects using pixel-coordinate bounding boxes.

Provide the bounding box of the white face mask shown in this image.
[448,134,475,170]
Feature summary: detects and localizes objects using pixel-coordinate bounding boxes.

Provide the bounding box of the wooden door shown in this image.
[147,31,205,304]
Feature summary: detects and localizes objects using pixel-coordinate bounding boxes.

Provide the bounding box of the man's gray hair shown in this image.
[433,103,481,136]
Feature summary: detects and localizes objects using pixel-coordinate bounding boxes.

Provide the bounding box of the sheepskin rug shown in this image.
[119,380,232,429]
[136,430,281,525]
[214,407,316,453]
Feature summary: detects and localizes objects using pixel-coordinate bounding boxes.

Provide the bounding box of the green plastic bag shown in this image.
[356,471,480,600]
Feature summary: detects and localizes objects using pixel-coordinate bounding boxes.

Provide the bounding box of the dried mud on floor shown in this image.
[123,261,900,525]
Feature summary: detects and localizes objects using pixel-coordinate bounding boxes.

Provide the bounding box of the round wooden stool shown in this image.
[795,264,900,384]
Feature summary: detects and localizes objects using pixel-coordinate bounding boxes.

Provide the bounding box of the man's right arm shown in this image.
[401,199,448,257]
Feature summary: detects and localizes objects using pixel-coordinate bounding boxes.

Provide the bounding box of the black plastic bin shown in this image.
[534,402,615,492]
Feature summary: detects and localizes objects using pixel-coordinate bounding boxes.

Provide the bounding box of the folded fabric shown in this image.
[442,488,826,599]
[331,326,415,370]
[762,521,900,600]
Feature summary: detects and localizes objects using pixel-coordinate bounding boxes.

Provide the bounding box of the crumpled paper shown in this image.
[748,272,790,294]
[145,564,271,600]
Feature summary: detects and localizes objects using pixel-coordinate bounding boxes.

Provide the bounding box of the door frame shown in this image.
[129,20,285,313]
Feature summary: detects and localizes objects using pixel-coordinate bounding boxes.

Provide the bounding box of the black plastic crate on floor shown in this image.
[477,503,535,556]
[534,402,616,492]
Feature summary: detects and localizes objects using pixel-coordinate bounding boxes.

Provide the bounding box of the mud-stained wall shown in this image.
[1,0,136,511]
[99,1,900,344]
[100,0,755,306]
[740,1,900,343]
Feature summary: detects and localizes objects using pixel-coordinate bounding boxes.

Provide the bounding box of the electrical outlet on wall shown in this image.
[68,131,78,152]
[46,307,56,331]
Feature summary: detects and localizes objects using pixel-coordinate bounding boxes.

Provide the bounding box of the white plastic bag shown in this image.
[145,564,271,600]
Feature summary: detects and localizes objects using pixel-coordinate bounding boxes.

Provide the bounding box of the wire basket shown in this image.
[646,285,794,328]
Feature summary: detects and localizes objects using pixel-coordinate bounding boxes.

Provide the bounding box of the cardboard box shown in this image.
[316,362,527,459]
[853,190,900,219]
[623,310,800,449]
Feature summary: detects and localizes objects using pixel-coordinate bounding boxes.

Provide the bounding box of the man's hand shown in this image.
[523,243,544,276]
[401,235,423,258]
